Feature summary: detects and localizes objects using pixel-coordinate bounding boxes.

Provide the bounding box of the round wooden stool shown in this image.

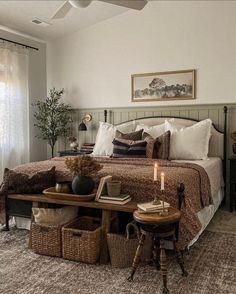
[127,207,188,294]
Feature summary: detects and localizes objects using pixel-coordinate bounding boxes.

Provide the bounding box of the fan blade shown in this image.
[99,0,148,10]
[51,1,72,19]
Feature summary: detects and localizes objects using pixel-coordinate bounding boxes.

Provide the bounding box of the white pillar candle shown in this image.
[161,172,165,190]
[154,162,158,181]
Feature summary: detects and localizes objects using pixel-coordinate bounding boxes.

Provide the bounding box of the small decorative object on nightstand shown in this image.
[229,156,236,212]
[68,136,78,151]
[58,150,91,157]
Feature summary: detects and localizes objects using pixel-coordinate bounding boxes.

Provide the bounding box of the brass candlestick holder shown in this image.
[152,195,161,206]
[159,190,168,216]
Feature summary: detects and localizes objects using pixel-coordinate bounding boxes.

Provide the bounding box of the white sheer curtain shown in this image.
[0,42,29,181]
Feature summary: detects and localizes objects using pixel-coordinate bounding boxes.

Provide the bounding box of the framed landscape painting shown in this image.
[131,69,195,102]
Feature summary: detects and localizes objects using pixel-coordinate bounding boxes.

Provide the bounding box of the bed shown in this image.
[0,107,228,251]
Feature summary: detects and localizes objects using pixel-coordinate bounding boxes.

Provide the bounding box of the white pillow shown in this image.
[92,122,134,156]
[32,206,78,226]
[165,120,185,133]
[169,119,212,160]
[135,123,165,138]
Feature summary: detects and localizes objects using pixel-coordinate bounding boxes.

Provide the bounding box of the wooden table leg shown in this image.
[99,209,112,264]
[160,239,169,294]
[2,195,9,231]
[128,232,146,282]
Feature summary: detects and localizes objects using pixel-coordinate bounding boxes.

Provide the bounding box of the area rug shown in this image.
[0,229,235,294]
[206,210,236,235]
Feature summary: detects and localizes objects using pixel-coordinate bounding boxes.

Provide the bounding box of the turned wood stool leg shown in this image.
[173,241,188,277]
[127,232,146,282]
[160,239,169,294]
[153,235,160,270]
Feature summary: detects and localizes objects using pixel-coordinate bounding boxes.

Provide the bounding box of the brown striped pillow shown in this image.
[112,138,147,158]
[143,131,171,159]
[115,129,143,141]
[143,134,161,158]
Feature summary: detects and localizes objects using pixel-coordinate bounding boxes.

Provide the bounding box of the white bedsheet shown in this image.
[173,157,224,247]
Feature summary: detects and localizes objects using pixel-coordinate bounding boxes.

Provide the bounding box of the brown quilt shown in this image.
[0,157,212,250]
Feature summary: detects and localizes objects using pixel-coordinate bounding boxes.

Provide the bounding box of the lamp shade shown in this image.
[78,121,87,131]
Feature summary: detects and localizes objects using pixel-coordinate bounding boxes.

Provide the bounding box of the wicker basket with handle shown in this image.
[107,221,153,268]
[62,216,102,264]
[31,222,62,257]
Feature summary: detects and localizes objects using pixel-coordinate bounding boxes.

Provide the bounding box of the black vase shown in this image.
[72,176,95,195]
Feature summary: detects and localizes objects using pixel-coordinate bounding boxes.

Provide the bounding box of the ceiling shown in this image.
[0,1,133,41]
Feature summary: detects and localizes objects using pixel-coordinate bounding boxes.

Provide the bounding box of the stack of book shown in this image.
[95,175,131,205]
[137,201,170,213]
[98,194,131,205]
[80,143,95,154]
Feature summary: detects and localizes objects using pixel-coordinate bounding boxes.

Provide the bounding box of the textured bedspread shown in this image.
[0,157,212,249]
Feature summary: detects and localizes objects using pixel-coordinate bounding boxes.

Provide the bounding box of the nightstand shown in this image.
[58,150,92,157]
[229,156,236,212]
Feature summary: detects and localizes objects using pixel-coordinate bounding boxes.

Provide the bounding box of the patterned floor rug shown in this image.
[0,229,235,294]
[206,210,236,235]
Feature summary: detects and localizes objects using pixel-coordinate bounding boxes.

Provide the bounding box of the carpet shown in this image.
[0,229,235,294]
[206,210,236,235]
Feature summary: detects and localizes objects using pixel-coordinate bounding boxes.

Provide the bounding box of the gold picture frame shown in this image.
[131,69,196,102]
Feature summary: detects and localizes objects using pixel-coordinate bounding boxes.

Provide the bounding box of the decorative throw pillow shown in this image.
[136,123,165,138]
[32,206,78,226]
[112,138,147,158]
[143,131,171,159]
[92,122,134,156]
[143,133,161,158]
[169,119,212,160]
[165,120,185,133]
[2,166,56,194]
[115,129,143,141]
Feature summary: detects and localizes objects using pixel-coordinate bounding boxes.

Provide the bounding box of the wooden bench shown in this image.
[5,194,138,263]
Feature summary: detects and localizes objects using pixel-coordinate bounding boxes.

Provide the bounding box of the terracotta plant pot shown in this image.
[72,176,94,195]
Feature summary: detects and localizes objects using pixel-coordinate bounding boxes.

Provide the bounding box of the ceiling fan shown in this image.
[51,0,148,19]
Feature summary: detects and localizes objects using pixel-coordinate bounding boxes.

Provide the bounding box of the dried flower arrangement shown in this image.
[65,155,103,177]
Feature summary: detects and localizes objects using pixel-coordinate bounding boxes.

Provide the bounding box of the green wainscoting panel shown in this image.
[52,103,236,158]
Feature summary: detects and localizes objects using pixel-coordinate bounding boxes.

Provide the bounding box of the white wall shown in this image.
[47,1,236,108]
[0,29,47,162]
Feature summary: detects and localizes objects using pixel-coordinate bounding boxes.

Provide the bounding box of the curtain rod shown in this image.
[0,37,39,51]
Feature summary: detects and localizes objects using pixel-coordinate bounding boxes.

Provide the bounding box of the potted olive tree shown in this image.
[33,88,72,157]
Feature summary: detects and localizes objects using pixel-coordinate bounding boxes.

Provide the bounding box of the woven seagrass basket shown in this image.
[62,216,102,264]
[107,221,153,268]
[31,222,62,257]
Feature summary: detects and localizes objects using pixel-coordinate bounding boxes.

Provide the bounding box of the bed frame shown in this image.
[2,105,229,263]
[104,105,228,185]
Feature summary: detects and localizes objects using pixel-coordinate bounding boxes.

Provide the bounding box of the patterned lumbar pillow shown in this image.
[2,166,56,194]
[115,129,143,141]
[143,131,171,160]
[112,138,147,158]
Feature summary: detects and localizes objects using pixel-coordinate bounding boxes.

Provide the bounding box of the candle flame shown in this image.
[161,172,165,176]
[154,162,158,168]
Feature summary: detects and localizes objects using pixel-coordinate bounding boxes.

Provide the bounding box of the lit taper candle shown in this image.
[161,172,165,190]
[154,162,158,181]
